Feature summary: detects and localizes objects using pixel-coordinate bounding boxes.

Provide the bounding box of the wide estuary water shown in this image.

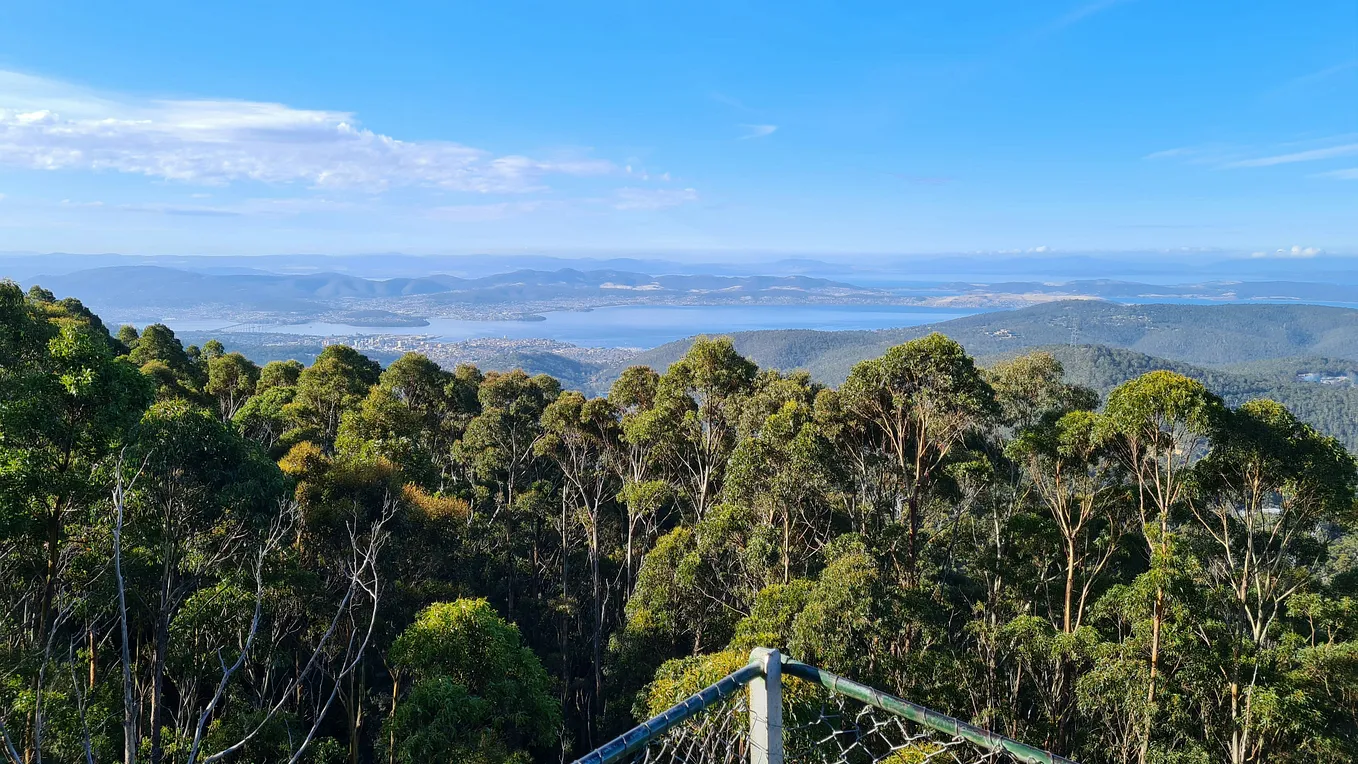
[161,304,984,348]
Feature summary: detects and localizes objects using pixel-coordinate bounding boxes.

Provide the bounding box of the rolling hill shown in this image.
[600,301,1358,448]
[619,300,1358,383]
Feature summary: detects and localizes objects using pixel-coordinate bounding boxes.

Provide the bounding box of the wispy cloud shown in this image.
[52,196,365,217]
[612,187,699,210]
[1318,167,1358,180]
[0,70,614,192]
[711,92,753,112]
[1274,59,1358,93]
[1034,0,1134,38]
[1147,135,1358,176]
[738,124,777,140]
[1223,142,1358,168]
[118,203,244,217]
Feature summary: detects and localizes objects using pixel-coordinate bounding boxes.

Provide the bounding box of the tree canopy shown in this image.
[2,280,1357,764]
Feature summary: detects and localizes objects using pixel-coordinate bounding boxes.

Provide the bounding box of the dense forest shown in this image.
[3,279,1357,764]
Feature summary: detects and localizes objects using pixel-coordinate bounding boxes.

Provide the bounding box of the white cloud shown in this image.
[612,187,699,210]
[45,195,364,218]
[0,70,614,192]
[1223,143,1358,168]
[1252,245,1325,259]
[1147,136,1358,177]
[738,124,777,140]
[115,202,243,217]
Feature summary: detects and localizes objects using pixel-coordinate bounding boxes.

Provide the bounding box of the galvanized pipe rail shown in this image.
[572,648,1079,764]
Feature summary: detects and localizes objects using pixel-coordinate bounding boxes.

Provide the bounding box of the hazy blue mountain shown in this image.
[19,265,878,319]
[9,250,1358,283]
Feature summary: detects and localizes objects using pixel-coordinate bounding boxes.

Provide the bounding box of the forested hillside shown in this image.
[988,345,1358,450]
[625,300,1358,381]
[618,301,1358,449]
[4,280,1357,764]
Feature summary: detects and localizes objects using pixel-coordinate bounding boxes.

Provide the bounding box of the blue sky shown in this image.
[0,0,1354,257]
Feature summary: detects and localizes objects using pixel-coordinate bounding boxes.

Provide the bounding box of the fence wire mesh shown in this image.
[610,688,1025,764]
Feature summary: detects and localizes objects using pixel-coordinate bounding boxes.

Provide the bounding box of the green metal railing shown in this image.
[572,648,1079,764]
[780,657,1077,764]
[574,658,764,764]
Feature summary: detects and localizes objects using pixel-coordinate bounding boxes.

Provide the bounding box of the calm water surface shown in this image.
[164,304,984,348]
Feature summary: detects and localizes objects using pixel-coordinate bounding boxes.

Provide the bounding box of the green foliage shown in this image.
[206,350,260,420]
[284,344,382,446]
[130,323,191,374]
[257,358,304,391]
[5,284,1358,764]
[385,599,558,763]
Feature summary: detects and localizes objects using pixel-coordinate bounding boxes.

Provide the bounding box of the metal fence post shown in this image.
[748,648,784,764]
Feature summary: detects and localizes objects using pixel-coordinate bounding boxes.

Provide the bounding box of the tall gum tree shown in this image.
[1100,370,1224,764]
[645,338,756,521]
[840,333,997,585]
[1190,399,1357,763]
[537,391,620,742]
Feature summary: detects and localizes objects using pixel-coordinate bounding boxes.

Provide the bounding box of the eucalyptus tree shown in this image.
[129,324,192,378]
[115,324,140,352]
[0,284,152,763]
[1188,399,1357,763]
[537,390,621,731]
[1007,409,1131,752]
[232,384,297,455]
[284,345,382,448]
[336,354,457,488]
[0,285,152,648]
[1009,410,1129,635]
[456,370,560,620]
[839,333,997,583]
[383,599,559,764]
[1099,370,1224,763]
[125,399,285,764]
[256,359,304,392]
[618,502,779,684]
[725,394,836,584]
[644,338,757,521]
[339,352,476,490]
[607,365,669,588]
[986,352,1099,435]
[206,351,260,420]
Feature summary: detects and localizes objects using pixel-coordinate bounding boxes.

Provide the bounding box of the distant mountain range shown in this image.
[16,265,883,323]
[11,257,1358,327]
[7,250,1358,283]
